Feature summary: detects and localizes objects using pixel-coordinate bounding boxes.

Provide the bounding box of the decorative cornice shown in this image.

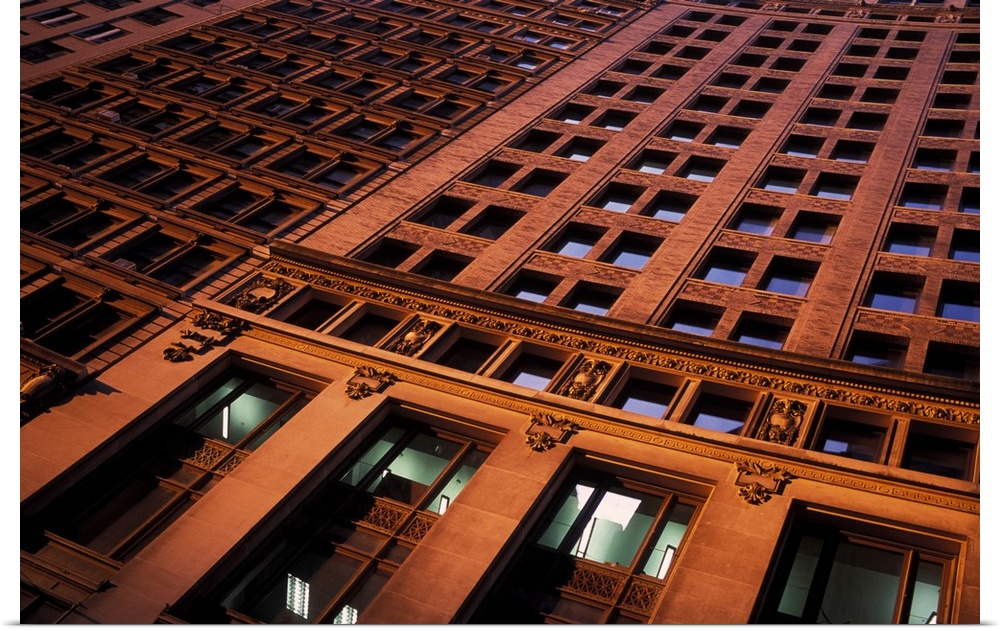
[233,319,978,514]
[258,260,978,425]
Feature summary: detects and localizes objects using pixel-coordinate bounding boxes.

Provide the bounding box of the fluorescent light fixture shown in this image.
[286,574,309,619]
[222,406,230,440]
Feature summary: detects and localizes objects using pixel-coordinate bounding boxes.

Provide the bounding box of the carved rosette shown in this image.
[735,460,792,505]
[345,365,399,399]
[386,319,441,357]
[525,411,581,452]
[228,277,294,314]
[757,398,807,446]
[560,359,612,401]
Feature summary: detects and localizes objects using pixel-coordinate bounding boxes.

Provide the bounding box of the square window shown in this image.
[731,316,789,349]
[655,64,689,81]
[611,376,678,418]
[676,46,709,60]
[968,152,979,174]
[932,93,971,110]
[817,84,854,100]
[922,342,978,381]
[278,296,345,331]
[433,336,500,374]
[846,112,887,131]
[874,66,910,81]
[505,273,558,303]
[771,57,805,71]
[833,62,868,77]
[752,78,789,94]
[706,127,749,148]
[712,72,748,89]
[360,238,418,268]
[29,6,83,26]
[615,59,652,74]
[949,229,979,262]
[644,191,696,222]
[831,140,874,163]
[815,416,887,462]
[845,332,907,369]
[758,167,804,194]
[731,100,772,119]
[679,157,725,182]
[883,224,936,256]
[514,170,566,196]
[960,188,979,214]
[662,120,705,142]
[761,259,817,297]
[788,39,819,52]
[558,138,604,162]
[551,104,595,124]
[860,87,899,104]
[595,110,636,131]
[923,119,965,138]
[592,184,643,212]
[937,280,978,322]
[698,249,754,286]
[688,394,752,434]
[413,252,471,281]
[514,130,560,152]
[132,7,181,25]
[411,196,472,229]
[629,150,677,175]
[810,174,858,201]
[781,135,824,158]
[866,274,922,313]
[903,426,976,480]
[501,352,564,389]
[340,312,401,346]
[603,235,661,269]
[800,107,840,126]
[547,225,604,257]
[730,203,781,235]
[21,40,72,63]
[461,206,523,240]
[625,86,664,104]
[687,95,728,113]
[664,301,722,336]
[561,282,620,316]
[466,160,520,187]
[898,183,947,210]
[733,53,767,68]
[72,23,129,44]
[587,79,624,98]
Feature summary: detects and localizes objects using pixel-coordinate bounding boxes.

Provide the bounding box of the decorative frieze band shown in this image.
[259,260,978,425]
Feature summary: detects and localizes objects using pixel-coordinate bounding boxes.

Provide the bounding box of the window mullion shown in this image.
[626,493,675,576]
[411,440,475,512]
[233,389,305,449]
[556,479,609,557]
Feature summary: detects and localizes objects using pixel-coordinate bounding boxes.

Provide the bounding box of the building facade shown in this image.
[20,0,979,624]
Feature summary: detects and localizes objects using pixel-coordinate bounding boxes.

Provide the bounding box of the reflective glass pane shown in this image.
[818,541,903,624]
[364,433,462,504]
[777,534,823,617]
[537,482,597,549]
[197,382,291,444]
[641,503,694,578]
[426,450,488,514]
[906,560,943,624]
[571,487,659,566]
[339,426,407,486]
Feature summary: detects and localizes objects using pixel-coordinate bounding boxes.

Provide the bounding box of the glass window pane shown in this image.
[172,375,245,429]
[818,542,903,624]
[196,382,290,444]
[74,477,177,554]
[571,487,659,566]
[777,534,823,617]
[817,420,885,462]
[426,450,488,514]
[364,433,462,504]
[641,503,694,579]
[339,426,407,486]
[537,482,597,550]
[906,560,943,624]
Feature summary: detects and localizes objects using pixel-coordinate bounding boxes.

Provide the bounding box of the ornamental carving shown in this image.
[735,460,792,505]
[180,329,217,349]
[399,514,436,543]
[757,398,807,446]
[620,578,664,615]
[565,563,625,603]
[163,342,198,362]
[189,310,246,335]
[228,277,294,314]
[560,359,612,401]
[345,365,398,399]
[261,259,978,425]
[360,498,408,533]
[386,319,441,357]
[525,411,581,452]
[20,363,76,422]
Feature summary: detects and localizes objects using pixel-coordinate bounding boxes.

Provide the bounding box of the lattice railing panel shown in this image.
[563,561,627,604]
